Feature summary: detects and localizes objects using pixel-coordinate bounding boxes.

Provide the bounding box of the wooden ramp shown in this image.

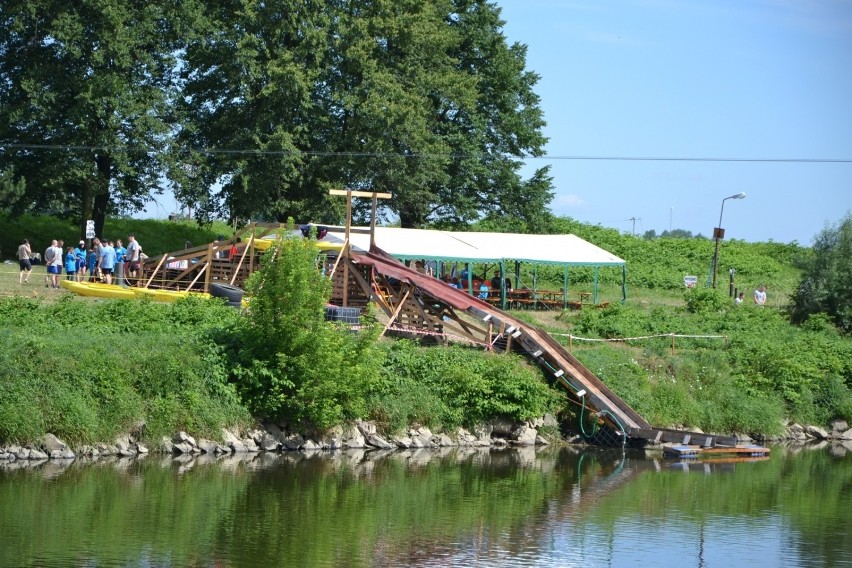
[347,247,740,448]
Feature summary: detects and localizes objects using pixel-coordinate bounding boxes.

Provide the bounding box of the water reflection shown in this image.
[1,444,850,567]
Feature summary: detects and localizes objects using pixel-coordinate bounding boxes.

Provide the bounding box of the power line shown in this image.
[2,143,851,163]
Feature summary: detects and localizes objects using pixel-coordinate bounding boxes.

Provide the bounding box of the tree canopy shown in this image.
[2,0,552,232]
[790,212,852,333]
[0,0,198,237]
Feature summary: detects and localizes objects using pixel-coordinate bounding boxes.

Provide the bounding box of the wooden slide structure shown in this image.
[137,220,738,448]
[335,245,740,448]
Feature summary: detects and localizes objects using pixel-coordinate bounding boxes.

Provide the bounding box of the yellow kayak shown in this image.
[131,287,211,303]
[253,238,343,252]
[60,280,136,299]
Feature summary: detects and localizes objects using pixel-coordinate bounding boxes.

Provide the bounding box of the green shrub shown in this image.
[374,340,560,433]
[232,233,386,428]
[0,297,250,445]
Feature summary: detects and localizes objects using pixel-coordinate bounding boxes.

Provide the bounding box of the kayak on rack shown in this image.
[60,280,210,302]
[131,287,211,303]
[59,280,136,299]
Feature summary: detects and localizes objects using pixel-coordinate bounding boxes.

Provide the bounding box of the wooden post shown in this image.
[248,223,256,275]
[204,242,214,293]
[328,189,392,308]
[343,192,352,307]
[229,233,253,286]
[671,333,676,355]
[370,193,378,250]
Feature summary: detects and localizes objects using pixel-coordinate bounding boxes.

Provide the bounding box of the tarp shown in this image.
[330,227,625,267]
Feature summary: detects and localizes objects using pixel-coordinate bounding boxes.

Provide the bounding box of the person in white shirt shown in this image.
[753,285,767,306]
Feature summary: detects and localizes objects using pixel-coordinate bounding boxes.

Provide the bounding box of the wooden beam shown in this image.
[343,257,374,300]
[144,253,169,289]
[203,242,214,293]
[329,189,392,199]
[229,233,254,285]
[342,195,353,307]
[380,286,412,338]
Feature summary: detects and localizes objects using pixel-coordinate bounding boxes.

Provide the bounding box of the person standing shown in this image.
[735,291,745,306]
[126,234,141,280]
[99,240,117,285]
[17,239,32,284]
[44,239,62,288]
[87,247,99,281]
[75,241,87,281]
[754,285,767,306]
[64,246,78,280]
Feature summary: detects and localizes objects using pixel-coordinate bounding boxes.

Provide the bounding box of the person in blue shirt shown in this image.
[87,248,98,281]
[64,247,78,281]
[99,240,117,284]
[478,281,490,300]
[114,239,127,264]
[74,241,87,280]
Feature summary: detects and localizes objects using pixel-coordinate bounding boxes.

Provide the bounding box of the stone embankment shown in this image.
[4,418,852,464]
[0,415,560,463]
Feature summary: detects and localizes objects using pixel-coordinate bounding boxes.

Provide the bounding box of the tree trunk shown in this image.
[93,154,112,238]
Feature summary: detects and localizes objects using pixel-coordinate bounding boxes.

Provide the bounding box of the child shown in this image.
[64,246,78,281]
[87,247,99,282]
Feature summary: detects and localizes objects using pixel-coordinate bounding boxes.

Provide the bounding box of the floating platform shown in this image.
[663,444,771,459]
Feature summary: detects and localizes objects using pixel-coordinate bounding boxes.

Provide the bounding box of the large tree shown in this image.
[790,213,852,333]
[0,1,193,237]
[175,0,552,229]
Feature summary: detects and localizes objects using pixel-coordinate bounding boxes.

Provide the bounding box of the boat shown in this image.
[131,287,211,303]
[59,280,136,299]
[253,238,344,252]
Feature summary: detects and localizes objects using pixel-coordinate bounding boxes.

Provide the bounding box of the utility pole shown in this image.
[629,217,640,236]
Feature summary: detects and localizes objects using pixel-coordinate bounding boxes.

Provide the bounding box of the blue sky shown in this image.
[496,0,852,244]
[146,1,851,245]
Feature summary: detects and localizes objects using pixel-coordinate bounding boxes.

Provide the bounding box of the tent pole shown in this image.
[563,265,568,310]
[515,261,520,290]
[622,265,628,303]
[593,266,599,305]
[533,266,538,309]
[500,260,506,309]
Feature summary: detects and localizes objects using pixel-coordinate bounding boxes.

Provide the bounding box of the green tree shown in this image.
[0,1,194,237]
[174,0,552,230]
[235,233,385,427]
[790,212,852,332]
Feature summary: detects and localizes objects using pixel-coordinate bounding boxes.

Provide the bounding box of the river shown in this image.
[1,444,850,567]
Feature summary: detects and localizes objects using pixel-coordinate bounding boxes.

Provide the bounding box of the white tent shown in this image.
[341,227,625,266]
[319,226,627,304]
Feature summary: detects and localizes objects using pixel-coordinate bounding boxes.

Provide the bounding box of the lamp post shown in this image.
[711,192,746,288]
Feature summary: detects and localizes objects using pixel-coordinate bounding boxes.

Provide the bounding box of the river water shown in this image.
[1,444,850,567]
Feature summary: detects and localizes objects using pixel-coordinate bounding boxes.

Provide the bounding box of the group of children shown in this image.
[16,235,143,287]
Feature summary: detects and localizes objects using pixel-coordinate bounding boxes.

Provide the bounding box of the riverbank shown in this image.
[5,415,852,466]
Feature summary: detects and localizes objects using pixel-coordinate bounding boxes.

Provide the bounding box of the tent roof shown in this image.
[319,227,625,267]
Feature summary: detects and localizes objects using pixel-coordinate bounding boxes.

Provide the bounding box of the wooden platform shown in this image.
[663,444,771,459]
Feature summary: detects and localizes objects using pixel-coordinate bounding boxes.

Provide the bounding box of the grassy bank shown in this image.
[1,216,848,446]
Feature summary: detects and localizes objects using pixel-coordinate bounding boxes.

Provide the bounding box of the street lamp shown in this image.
[711,192,746,288]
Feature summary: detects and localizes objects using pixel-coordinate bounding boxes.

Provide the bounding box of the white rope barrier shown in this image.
[549,332,727,342]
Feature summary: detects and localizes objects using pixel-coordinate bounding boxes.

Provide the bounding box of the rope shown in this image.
[551,332,727,342]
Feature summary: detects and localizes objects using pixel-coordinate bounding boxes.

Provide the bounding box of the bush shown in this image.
[0,297,250,445]
[373,340,560,433]
[232,233,386,428]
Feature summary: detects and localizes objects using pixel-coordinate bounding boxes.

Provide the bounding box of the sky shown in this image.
[495,0,852,244]
[145,0,852,245]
